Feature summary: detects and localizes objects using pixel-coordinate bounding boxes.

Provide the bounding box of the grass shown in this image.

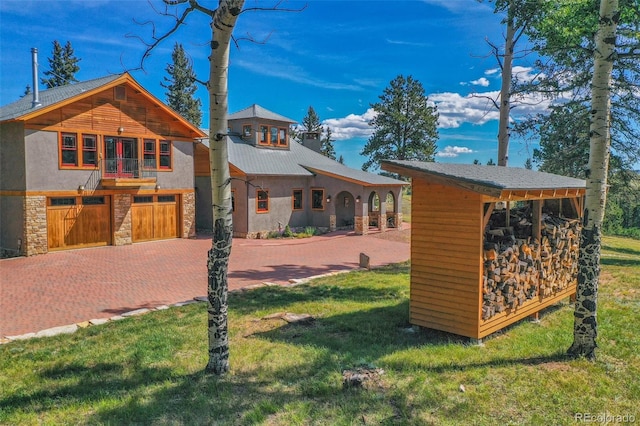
[402,190,411,223]
[1,237,639,425]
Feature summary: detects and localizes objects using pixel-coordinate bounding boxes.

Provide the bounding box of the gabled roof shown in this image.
[201,135,405,186]
[228,104,296,123]
[1,75,121,122]
[381,160,585,197]
[0,73,205,137]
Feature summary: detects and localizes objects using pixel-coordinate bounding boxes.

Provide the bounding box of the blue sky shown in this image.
[0,0,549,170]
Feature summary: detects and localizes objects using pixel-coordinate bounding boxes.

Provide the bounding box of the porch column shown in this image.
[23,195,47,256]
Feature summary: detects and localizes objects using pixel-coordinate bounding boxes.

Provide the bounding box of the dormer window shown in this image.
[258,124,288,147]
[242,125,252,138]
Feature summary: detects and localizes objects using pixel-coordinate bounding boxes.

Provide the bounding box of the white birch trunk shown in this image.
[205,0,244,375]
[497,5,515,167]
[567,0,618,360]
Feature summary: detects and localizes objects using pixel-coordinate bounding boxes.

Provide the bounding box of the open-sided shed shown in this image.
[381,160,586,340]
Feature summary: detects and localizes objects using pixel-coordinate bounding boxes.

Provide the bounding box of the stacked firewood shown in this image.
[481,208,581,321]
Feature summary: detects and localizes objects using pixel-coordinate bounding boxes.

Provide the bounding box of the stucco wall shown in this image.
[155,140,194,189]
[0,122,27,191]
[0,195,25,254]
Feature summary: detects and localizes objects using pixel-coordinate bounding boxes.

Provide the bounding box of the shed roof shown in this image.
[229,104,296,123]
[201,135,405,186]
[381,160,585,197]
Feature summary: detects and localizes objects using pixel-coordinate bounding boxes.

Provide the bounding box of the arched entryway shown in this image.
[385,191,396,228]
[368,191,381,230]
[335,191,355,229]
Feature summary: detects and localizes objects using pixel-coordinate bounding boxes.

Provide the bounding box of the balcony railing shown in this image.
[101,158,157,179]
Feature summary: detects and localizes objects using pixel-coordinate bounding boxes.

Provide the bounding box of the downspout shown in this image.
[31,48,41,108]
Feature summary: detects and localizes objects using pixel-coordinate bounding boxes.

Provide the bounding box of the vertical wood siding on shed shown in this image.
[410,179,483,337]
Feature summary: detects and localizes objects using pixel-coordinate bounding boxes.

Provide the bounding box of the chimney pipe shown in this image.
[31,48,41,108]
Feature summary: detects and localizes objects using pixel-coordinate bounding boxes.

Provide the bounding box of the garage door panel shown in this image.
[47,196,111,250]
[154,203,178,239]
[132,195,179,242]
[132,204,155,242]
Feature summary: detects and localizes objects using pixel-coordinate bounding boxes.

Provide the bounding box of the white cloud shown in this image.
[437,146,475,158]
[470,77,490,87]
[322,108,376,140]
[485,68,500,76]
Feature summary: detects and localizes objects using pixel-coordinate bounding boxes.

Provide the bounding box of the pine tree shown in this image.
[301,106,322,133]
[524,158,533,169]
[162,43,203,127]
[361,75,438,172]
[338,155,345,164]
[41,40,80,88]
[321,126,336,160]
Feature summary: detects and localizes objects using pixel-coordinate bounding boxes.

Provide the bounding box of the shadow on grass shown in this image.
[600,256,640,267]
[602,244,640,257]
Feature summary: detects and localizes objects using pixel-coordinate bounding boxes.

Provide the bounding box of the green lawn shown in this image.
[1,237,638,425]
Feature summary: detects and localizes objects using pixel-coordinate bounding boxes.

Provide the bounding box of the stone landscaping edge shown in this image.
[0,269,358,345]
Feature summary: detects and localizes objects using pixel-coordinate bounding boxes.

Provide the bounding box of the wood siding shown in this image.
[410,179,483,337]
[27,87,196,139]
[131,196,178,242]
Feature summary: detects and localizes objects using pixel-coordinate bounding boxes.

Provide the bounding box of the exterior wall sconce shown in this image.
[155,183,161,191]
[78,185,85,192]
[117,126,124,134]
[356,196,361,203]
[326,195,332,203]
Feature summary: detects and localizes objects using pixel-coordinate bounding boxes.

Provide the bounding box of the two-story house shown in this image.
[0,73,205,256]
[194,104,406,238]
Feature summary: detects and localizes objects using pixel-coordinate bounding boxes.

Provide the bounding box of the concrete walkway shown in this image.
[0,229,409,337]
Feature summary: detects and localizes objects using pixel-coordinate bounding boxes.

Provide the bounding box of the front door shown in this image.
[104,137,137,178]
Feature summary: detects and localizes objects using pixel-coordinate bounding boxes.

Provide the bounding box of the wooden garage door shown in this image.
[47,196,111,250]
[131,195,179,242]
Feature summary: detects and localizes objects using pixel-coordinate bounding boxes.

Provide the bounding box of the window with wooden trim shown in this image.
[143,139,156,169]
[114,85,126,101]
[292,189,303,210]
[242,125,252,138]
[61,133,78,166]
[257,189,269,213]
[259,125,269,145]
[159,140,171,169]
[82,135,97,167]
[278,128,287,146]
[311,189,325,210]
[50,197,76,206]
[60,133,99,168]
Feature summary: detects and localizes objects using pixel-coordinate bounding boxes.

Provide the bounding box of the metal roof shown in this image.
[0,74,122,121]
[201,135,405,186]
[382,160,585,191]
[228,104,296,123]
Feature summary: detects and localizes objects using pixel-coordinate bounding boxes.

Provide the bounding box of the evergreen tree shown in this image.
[301,106,322,133]
[361,75,439,172]
[162,43,202,127]
[486,158,496,166]
[41,40,80,88]
[22,85,31,97]
[321,126,336,160]
[524,157,533,170]
[338,155,345,164]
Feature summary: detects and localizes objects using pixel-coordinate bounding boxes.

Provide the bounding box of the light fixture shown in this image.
[78,184,85,192]
[356,196,361,203]
[117,126,124,134]
[155,183,161,191]
[326,195,332,203]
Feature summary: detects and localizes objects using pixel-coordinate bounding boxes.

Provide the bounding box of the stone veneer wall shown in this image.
[182,191,196,238]
[23,195,47,256]
[113,193,132,246]
[379,213,387,232]
[329,215,337,232]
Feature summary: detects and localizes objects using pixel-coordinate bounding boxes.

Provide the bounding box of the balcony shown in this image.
[100,158,157,188]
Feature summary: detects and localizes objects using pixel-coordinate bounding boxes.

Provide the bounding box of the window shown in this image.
[61,133,78,166]
[292,189,303,210]
[159,140,171,169]
[259,126,269,145]
[311,189,324,210]
[82,196,105,205]
[114,85,126,101]
[270,127,278,145]
[158,195,176,203]
[50,197,76,206]
[278,128,287,146]
[242,125,252,138]
[143,139,156,169]
[257,189,269,213]
[133,196,153,203]
[82,135,97,167]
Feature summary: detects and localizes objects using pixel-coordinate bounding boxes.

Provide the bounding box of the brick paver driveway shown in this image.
[0,229,409,337]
